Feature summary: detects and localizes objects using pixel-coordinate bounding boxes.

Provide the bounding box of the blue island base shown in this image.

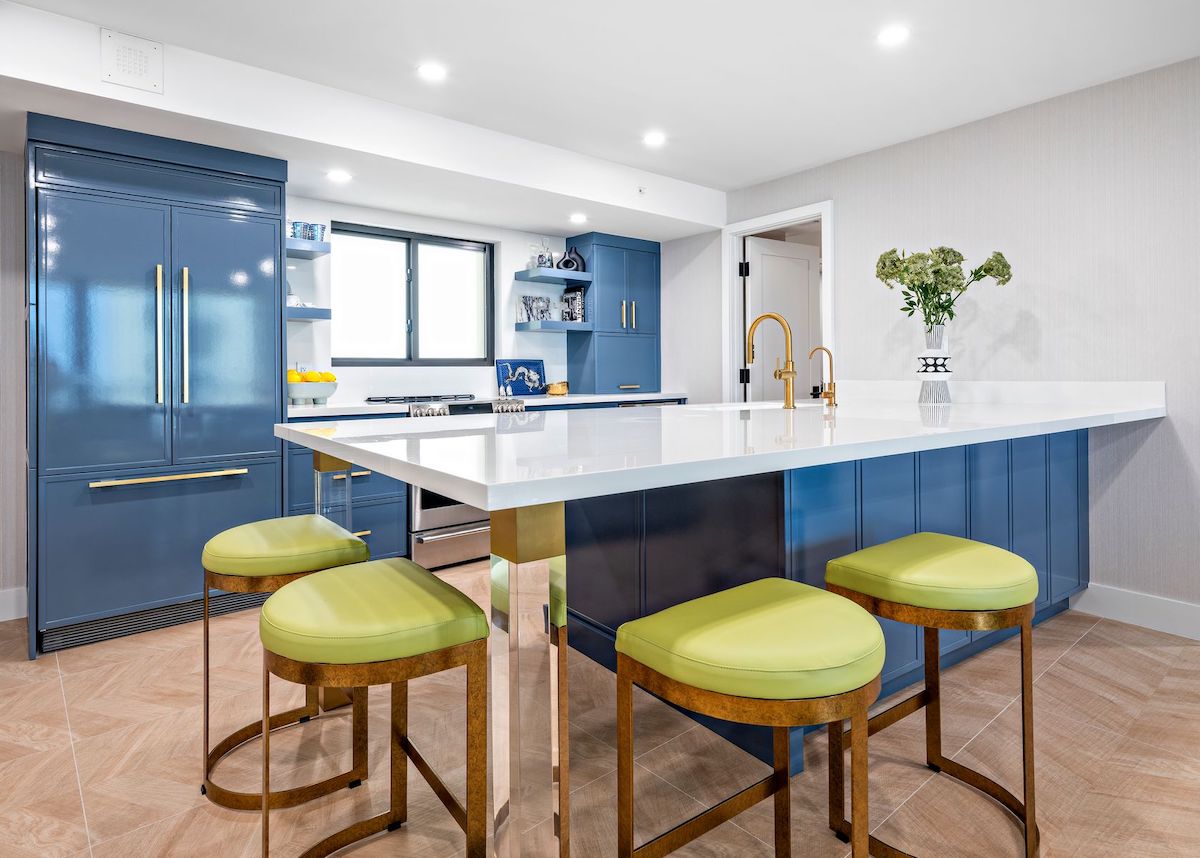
[563,430,1089,774]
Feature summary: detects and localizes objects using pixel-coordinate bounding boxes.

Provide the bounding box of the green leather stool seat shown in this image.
[490,554,567,628]
[203,514,368,578]
[826,532,1039,611]
[260,558,488,664]
[616,578,884,700]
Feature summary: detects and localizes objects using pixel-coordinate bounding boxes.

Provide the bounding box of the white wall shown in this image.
[0,152,25,610]
[661,231,723,403]
[286,196,568,401]
[727,58,1200,608]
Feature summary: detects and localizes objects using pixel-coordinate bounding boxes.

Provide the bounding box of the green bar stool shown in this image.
[201,514,370,810]
[825,532,1040,857]
[615,578,885,857]
[491,554,570,856]
[260,557,489,857]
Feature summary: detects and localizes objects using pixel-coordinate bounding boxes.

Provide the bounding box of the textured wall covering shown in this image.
[727,58,1200,605]
[661,230,724,403]
[0,152,25,595]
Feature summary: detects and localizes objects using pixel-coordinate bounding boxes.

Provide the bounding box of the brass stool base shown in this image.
[202,569,369,812]
[826,587,1039,858]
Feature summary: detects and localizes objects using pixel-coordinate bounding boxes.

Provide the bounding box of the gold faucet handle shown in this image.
[773,357,782,379]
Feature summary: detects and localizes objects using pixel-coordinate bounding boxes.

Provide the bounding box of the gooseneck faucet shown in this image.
[808,346,837,407]
[746,313,797,409]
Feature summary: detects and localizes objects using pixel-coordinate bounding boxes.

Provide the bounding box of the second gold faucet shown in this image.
[809,346,837,407]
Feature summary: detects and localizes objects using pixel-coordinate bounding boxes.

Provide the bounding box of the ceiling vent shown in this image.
[100,28,163,94]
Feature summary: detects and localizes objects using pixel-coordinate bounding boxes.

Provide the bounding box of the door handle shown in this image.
[88,467,249,489]
[414,525,490,543]
[181,266,190,404]
[631,300,637,329]
[618,384,641,390]
[621,300,626,329]
[155,264,164,404]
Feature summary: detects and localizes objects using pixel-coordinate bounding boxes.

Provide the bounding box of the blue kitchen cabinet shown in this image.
[785,461,857,588]
[348,497,407,559]
[860,454,924,686]
[593,334,660,395]
[1011,436,1051,610]
[38,458,280,628]
[171,209,281,463]
[918,447,972,654]
[565,233,661,393]
[37,191,173,474]
[1049,431,1086,602]
[28,115,286,654]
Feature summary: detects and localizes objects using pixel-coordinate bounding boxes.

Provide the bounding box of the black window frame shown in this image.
[329,220,495,367]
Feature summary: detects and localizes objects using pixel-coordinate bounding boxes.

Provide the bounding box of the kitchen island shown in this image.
[276,381,1165,857]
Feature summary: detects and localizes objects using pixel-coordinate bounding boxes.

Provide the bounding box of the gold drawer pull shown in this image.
[331,470,371,481]
[89,468,249,489]
[618,384,641,390]
[352,530,372,538]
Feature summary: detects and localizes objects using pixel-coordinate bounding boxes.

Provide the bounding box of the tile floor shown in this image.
[2,559,1197,857]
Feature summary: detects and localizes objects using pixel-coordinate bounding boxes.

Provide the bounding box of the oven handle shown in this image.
[413,525,490,544]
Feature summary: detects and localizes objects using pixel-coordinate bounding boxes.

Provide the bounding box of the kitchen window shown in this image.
[330,222,494,365]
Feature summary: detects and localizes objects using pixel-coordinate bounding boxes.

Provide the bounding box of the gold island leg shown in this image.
[489,502,566,858]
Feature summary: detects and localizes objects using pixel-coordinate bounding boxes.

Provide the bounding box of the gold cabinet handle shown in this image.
[155,264,164,404]
[621,300,626,329]
[182,266,190,404]
[331,470,371,481]
[352,530,372,538]
[618,384,641,390]
[89,468,248,489]
[631,300,637,329]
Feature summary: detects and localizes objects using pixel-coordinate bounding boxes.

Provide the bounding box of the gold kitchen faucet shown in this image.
[746,313,798,409]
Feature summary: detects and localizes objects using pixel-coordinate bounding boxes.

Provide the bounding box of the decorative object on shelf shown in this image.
[566,247,586,272]
[289,221,308,239]
[555,251,579,271]
[493,398,526,413]
[546,381,569,396]
[875,246,1013,405]
[562,286,585,322]
[286,369,337,405]
[495,358,546,396]
[519,295,553,323]
[528,238,554,270]
[288,221,327,242]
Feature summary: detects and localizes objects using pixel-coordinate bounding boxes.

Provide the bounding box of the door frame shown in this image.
[720,200,833,403]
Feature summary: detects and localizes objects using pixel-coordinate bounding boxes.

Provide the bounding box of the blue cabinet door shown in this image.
[37,190,172,474]
[351,497,408,559]
[594,333,659,394]
[918,447,971,653]
[860,454,923,685]
[625,249,659,335]
[1049,431,1084,602]
[591,245,627,332]
[38,458,280,628]
[1011,436,1050,609]
[786,462,857,588]
[171,209,281,463]
[565,492,643,631]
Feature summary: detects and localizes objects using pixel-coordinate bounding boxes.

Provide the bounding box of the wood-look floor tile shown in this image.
[0,676,72,764]
[0,621,60,693]
[1134,644,1200,764]
[0,747,91,857]
[523,764,774,857]
[565,656,696,757]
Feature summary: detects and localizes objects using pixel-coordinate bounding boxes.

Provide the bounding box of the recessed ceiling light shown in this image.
[876,24,910,47]
[569,213,588,225]
[417,62,448,83]
[642,130,667,148]
[326,168,353,184]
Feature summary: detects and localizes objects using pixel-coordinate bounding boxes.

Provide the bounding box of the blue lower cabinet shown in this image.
[1049,431,1085,602]
[38,458,280,628]
[594,333,659,394]
[918,447,972,654]
[1011,436,1050,609]
[785,462,857,588]
[287,447,404,511]
[564,492,643,631]
[350,497,407,560]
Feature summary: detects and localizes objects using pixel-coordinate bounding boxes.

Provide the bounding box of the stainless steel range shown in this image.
[370,393,491,568]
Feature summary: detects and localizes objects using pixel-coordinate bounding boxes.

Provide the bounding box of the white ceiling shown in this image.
[15,0,1200,191]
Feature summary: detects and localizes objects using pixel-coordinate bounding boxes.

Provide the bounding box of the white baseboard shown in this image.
[1070,583,1200,642]
[0,587,26,622]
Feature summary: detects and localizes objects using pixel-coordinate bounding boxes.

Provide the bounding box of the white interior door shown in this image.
[744,236,822,401]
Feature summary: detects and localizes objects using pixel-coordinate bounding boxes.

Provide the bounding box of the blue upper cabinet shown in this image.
[171,210,281,462]
[37,190,173,474]
[565,233,661,393]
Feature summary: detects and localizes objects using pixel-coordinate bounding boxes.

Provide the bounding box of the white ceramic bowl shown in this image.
[288,381,338,405]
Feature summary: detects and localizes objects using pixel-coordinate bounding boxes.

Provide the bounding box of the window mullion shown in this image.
[407,237,417,362]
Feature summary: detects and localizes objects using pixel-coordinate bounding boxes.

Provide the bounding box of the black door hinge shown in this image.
[737,261,750,278]
[738,368,751,384]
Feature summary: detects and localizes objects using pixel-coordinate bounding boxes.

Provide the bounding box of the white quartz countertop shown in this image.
[288,391,687,418]
[275,382,1166,511]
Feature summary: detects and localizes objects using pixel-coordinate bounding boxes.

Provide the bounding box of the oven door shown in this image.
[411,522,491,570]
[411,486,487,531]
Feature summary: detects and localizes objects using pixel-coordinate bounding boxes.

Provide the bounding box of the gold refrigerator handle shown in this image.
[182,266,190,404]
[155,264,164,404]
[621,300,626,329]
[88,468,249,489]
[632,300,637,329]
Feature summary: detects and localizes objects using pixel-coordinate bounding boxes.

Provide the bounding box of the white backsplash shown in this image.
[286,195,568,403]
